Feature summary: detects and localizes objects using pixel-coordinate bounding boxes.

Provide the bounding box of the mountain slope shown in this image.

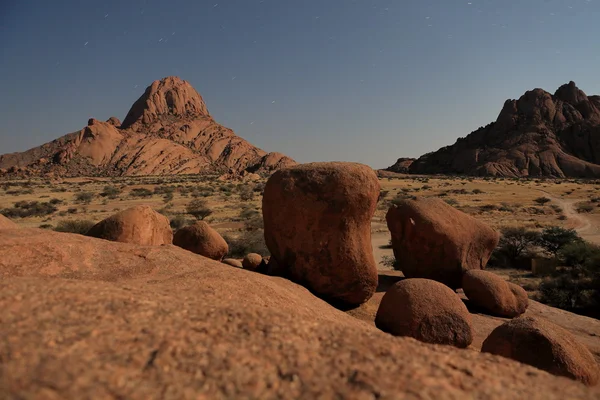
[0,77,295,177]
[407,81,600,178]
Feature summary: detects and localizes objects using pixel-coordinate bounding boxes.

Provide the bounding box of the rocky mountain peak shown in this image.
[121,76,210,130]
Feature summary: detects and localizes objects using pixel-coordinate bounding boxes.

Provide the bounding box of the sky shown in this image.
[1,0,600,169]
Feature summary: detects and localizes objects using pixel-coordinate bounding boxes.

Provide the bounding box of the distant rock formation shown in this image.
[405,81,600,178]
[386,158,415,173]
[0,77,295,177]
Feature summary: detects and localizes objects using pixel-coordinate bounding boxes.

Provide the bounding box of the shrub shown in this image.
[479,204,498,212]
[223,230,269,258]
[576,202,594,213]
[130,188,153,198]
[39,224,54,229]
[54,219,96,234]
[101,185,122,199]
[169,215,188,230]
[472,188,484,194]
[444,198,459,207]
[491,227,541,268]
[1,201,57,218]
[538,241,600,316]
[534,197,551,205]
[239,185,255,201]
[186,199,212,220]
[75,192,95,204]
[538,226,581,256]
[163,192,174,203]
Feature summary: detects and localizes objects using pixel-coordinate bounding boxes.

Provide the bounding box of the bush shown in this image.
[101,185,122,199]
[130,188,153,198]
[538,241,600,316]
[54,219,96,234]
[576,202,594,213]
[491,227,540,268]
[534,197,551,205]
[239,185,255,201]
[538,226,581,256]
[75,192,95,204]
[169,215,188,230]
[186,199,212,220]
[1,201,57,218]
[223,230,269,258]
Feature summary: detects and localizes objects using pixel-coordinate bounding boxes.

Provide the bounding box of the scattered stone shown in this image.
[242,253,264,271]
[482,316,600,386]
[173,221,228,260]
[386,197,499,289]
[463,270,528,317]
[263,162,380,306]
[86,205,172,246]
[375,278,474,348]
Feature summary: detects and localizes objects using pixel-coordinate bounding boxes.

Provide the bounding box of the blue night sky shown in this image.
[1,0,599,168]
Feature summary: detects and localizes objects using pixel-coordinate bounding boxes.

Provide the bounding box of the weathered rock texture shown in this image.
[386,197,499,289]
[463,270,528,317]
[0,228,596,398]
[0,77,295,177]
[0,215,18,229]
[242,253,264,271]
[407,81,600,177]
[386,157,416,173]
[173,221,228,260]
[482,316,600,386]
[262,162,380,306]
[375,279,474,348]
[86,206,173,246]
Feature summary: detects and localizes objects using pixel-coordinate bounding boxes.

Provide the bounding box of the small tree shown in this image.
[186,199,212,220]
[492,227,541,267]
[538,226,581,256]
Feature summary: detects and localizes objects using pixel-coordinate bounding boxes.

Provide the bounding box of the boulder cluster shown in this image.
[1,161,599,396]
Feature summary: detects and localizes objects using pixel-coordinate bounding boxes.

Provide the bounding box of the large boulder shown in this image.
[386,197,499,289]
[375,279,474,348]
[173,221,228,260]
[463,270,528,317]
[0,215,18,229]
[482,316,600,386]
[0,229,595,399]
[86,205,172,246]
[262,162,380,306]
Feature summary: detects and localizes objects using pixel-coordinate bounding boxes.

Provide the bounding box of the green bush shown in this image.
[534,197,551,205]
[490,227,540,268]
[576,202,594,213]
[186,199,212,220]
[538,226,581,256]
[130,188,153,198]
[239,185,255,201]
[169,215,188,230]
[101,185,122,199]
[54,219,96,234]
[1,201,57,218]
[75,192,95,204]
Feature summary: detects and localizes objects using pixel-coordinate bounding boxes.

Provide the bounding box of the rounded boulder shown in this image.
[173,221,228,261]
[86,205,172,246]
[386,197,499,289]
[463,270,528,317]
[222,258,243,268]
[262,162,380,306]
[242,253,264,271]
[482,316,600,386]
[375,278,474,348]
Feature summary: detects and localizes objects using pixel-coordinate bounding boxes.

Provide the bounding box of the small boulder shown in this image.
[173,221,228,261]
[242,253,264,271]
[462,270,528,317]
[482,316,600,386]
[222,258,243,268]
[262,162,380,306]
[0,215,18,229]
[386,197,499,289]
[86,205,172,246]
[375,279,474,348]
[106,116,122,127]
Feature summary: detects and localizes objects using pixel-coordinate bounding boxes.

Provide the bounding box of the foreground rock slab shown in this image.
[0,229,596,399]
[86,205,173,246]
[386,197,499,289]
[376,279,474,348]
[263,162,380,306]
[0,214,18,229]
[482,316,600,386]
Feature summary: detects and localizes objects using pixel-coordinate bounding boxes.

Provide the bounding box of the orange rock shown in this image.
[173,221,228,260]
[0,215,18,229]
[263,162,379,306]
[463,270,528,317]
[386,197,499,289]
[86,205,172,246]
